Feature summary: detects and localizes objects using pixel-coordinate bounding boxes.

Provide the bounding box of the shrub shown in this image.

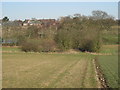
[78,29,102,52]
[55,26,102,52]
[21,39,40,52]
[16,35,26,45]
[21,39,57,52]
[40,39,57,52]
[80,38,102,52]
[2,43,16,46]
[55,29,73,51]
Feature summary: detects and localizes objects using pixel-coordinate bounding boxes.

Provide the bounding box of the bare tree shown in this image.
[92,10,113,20]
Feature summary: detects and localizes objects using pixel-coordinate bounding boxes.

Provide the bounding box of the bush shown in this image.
[78,30,102,52]
[16,35,26,45]
[55,29,73,51]
[21,39,40,52]
[55,26,102,52]
[80,38,102,52]
[2,43,16,46]
[39,39,56,52]
[21,39,57,52]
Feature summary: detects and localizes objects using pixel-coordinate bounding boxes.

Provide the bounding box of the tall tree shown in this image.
[92,10,115,30]
[2,16,9,22]
[92,10,112,20]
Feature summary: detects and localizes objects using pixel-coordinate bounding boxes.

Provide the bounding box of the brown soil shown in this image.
[85,52,112,55]
[47,49,80,54]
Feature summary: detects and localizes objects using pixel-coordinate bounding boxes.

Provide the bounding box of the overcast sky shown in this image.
[1,2,118,20]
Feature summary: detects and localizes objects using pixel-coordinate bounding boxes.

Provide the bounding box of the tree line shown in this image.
[2,10,117,52]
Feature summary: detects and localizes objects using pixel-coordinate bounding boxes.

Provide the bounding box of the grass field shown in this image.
[102,29,118,45]
[2,47,101,88]
[98,45,118,88]
[2,45,119,88]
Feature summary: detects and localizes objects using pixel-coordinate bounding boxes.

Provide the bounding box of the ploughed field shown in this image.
[2,47,100,88]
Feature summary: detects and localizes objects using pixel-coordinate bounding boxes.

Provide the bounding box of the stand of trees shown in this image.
[2,10,117,52]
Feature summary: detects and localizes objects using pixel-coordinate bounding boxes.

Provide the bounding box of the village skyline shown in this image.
[2,2,118,20]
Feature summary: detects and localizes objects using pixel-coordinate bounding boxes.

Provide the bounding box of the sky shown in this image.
[1,2,118,20]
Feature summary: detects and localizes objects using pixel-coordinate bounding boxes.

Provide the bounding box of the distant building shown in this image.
[2,20,23,26]
[22,19,58,28]
[23,19,29,26]
[14,20,23,26]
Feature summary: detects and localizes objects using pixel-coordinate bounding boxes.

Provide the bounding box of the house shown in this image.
[23,19,29,26]
[23,19,42,26]
[22,19,59,28]
[29,20,42,26]
[14,20,23,26]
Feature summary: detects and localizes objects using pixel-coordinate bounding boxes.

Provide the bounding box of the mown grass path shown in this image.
[2,47,101,88]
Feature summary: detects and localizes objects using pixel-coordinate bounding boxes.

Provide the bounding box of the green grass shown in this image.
[2,47,100,88]
[98,55,118,88]
[98,45,118,88]
[2,46,21,52]
[2,45,119,88]
[100,45,118,55]
[101,29,118,45]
